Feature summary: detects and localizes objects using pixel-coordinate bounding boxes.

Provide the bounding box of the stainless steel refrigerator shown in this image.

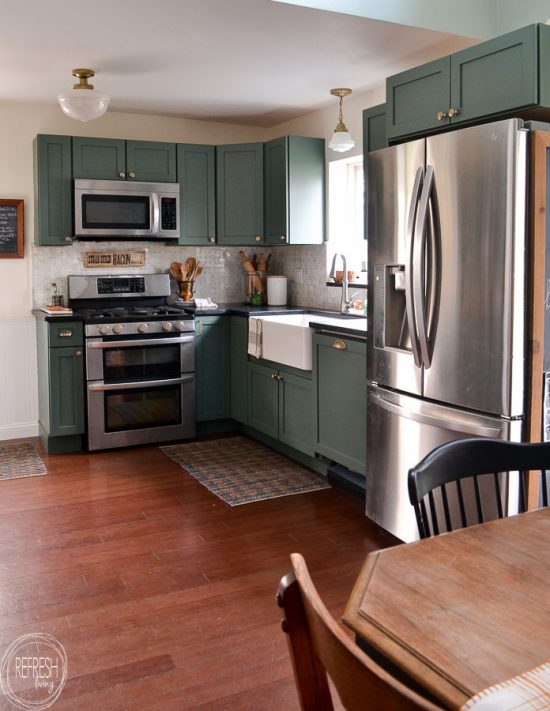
[366,119,527,542]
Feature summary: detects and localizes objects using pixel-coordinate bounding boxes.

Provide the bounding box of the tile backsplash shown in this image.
[32,241,366,311]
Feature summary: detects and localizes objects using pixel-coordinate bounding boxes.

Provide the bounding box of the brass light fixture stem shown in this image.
[330,88,352,133]
[72,68,95,90]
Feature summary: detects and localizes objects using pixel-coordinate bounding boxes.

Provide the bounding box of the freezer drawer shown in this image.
[365,385,522,542]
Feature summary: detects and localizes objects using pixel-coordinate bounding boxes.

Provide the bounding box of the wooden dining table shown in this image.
[343,507,550,709]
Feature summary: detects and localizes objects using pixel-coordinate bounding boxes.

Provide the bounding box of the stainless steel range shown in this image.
[68,273,195,451]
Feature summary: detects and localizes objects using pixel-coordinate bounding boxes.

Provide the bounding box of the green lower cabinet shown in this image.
[35,316,85,452]
[248,361,314,456]
[33,135,73,246]
[230,316,249,424]
[195,316,230,421]
[313,333,366,475]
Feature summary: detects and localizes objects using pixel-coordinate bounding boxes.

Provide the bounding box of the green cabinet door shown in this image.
[363,104,388,154]
[450,24,538,125]
[278,368,314,456]
[216,143,264,245]
[126,140,177,182]
[177,144,216,245]
[248,361,279,439]
[264,136,325,246]
[72,137,126,180]
[33,135,73,246]
[48,345,85,436]
[314,333,366,475]
[230,316,248,424]
[195,316,230,421]
[386,56,451,140]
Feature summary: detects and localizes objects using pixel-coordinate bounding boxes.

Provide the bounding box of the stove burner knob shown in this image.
[99,325,110,336]
[137,323,148,333]
[173,321,186,331]
[112,324,124,335]
[162,322,173,332]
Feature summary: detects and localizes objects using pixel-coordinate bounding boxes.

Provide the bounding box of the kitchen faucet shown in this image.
[329,253,359,314]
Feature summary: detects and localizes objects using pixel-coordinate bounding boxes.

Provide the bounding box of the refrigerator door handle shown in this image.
[405,167,424,368]
[370,390,502,437]
[413,165,434,368]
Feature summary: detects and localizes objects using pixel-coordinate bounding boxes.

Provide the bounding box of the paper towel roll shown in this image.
[267,276,288,306]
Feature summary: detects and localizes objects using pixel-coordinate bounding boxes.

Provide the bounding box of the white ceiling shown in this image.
[1,0,477,127]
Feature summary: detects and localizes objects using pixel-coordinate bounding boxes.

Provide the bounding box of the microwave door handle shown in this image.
[413,165,434,368]
[405,167,423,368]
[151,193,160,235]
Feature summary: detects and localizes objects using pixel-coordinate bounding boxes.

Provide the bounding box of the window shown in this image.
[327,155,366,282]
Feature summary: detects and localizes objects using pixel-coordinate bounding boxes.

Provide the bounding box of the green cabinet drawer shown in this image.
[33,134,73,246]
[195,315,230,421]
[48,321,83,348]
[314,333,366,475]
[177,144,216,245]
[216,143,264,245]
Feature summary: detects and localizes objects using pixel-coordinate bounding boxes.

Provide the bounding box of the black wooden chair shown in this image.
[277,553,441,710]
[408,438,550,539]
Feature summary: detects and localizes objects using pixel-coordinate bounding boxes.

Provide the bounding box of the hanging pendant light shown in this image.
[58,69,110,122]
[328,88,355,153]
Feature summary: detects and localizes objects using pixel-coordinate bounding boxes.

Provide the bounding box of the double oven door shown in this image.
[86,330,195,450]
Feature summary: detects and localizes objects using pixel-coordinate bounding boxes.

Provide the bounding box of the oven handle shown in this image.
[88,335,194,349]
[88,375,194,392]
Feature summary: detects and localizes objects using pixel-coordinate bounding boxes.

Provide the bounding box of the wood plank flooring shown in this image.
[0,436,397,709]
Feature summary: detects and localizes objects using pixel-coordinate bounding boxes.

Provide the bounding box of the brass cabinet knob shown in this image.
[436,111,448,121]
[332,339,348,350]
[118,171,126,178]
[255,235,261,242]
[64,235,72,242]
[128,171,136,179]
[271,373,278,380]
[74,351,82,358]
[280,235,286,242]
[448,107,461,118]
[208,236,215,244]
[277,374,284,381]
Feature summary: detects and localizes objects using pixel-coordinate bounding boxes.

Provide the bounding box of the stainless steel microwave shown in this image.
[74,179,180,240]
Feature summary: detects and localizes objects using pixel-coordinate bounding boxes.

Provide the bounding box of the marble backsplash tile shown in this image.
[32,241,366,311]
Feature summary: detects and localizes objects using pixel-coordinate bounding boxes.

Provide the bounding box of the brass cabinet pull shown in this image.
[64,235,72,242]
[118,171,126,178]
[280,235,286,241]
[128,171,136,179]
[58,329,73,338]
[74,350,82,358]
[208,236,215,243]
[255,235,261,242]
[332,339,348,350]
[436,111,448,121]
[448,107,460,118]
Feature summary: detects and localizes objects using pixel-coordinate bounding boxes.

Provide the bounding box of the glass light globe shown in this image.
[57,90,110,122]
[328,130,355,153]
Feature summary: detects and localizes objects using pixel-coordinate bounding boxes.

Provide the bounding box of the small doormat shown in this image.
[0,442,47,480]
[160,436,330,506]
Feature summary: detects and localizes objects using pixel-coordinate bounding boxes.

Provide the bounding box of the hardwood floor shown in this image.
[0,436,397,710]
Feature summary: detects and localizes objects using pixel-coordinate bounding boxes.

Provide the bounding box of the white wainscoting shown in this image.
[0,317,39,440]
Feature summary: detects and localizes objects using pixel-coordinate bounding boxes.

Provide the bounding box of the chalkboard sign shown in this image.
[0,199,23,258]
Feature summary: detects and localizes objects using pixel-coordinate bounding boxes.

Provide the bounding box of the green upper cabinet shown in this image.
[264,136,325,245]
[195,315,230,421]
[177,144,216,245]
[387,24,550,141]
[33,134,73,246]
[72,137,176,182]
[216,143,264,245]
[362,104,388,154]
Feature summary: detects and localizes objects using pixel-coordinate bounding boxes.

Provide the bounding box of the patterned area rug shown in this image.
[160,436,330,506]
[0,442,47,480]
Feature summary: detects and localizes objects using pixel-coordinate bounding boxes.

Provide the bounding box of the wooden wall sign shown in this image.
[83,251,147,268]
[0,199,24,258]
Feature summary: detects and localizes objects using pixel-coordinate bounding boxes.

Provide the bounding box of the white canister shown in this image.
[267,276,288,306]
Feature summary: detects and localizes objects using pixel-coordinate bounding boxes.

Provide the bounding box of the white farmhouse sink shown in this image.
[253,313,366,371]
